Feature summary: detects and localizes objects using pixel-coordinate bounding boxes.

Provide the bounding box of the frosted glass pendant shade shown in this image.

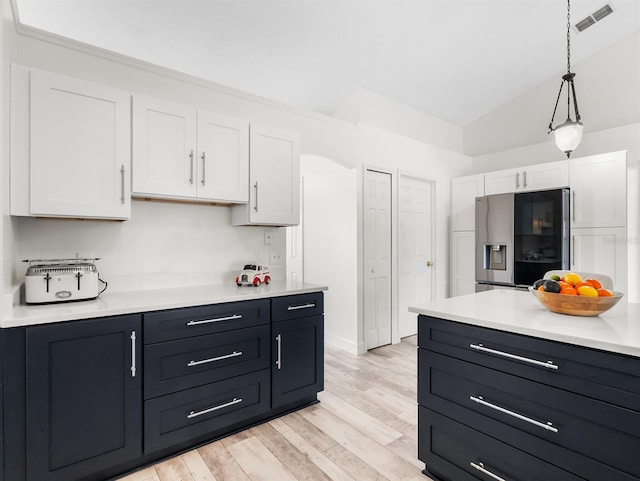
[554,120,583,156]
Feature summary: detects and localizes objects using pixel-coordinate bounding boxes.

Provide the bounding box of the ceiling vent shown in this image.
[575,3,614,32]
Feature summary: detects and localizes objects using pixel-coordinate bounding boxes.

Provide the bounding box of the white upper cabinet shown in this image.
[569,151,627,228]
[11,65,131,220]
[451,174,484,231]
[132,95,248,203]
[484,161,569,195]
[232,124,300,226]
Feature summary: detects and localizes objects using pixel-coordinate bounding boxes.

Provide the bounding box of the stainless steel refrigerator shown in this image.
[475,188,570,291]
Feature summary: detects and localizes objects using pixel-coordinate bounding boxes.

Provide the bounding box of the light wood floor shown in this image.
[117,336,433,481]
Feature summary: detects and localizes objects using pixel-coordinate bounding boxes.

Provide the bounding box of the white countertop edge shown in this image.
[409,290,640,359]
[3,281,328,329]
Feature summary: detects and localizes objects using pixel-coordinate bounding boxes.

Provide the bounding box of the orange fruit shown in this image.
[562,273,582,286]
[597,288,613,297]
[537,285,545,292]
[575,282,594,290]
[557,281,572,289]
[586,278,602,289]
[559,286,578,296]
[577,285,598,298]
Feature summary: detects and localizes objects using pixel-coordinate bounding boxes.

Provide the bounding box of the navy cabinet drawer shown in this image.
[419,407,585,481]
[144,369,270,453]
[144,299,270,344]
[271,292,323,321]
[419,349,640,481]
[144,325,270,399]
[418,315,640,412]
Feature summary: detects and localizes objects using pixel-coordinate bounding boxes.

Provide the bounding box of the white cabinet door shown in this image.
[196,111,249,203]
[484,161,568,195]
[232,124,300,226]
[132,95,197,199]
[450,231,476,297]
[25,69,131,219]
[571,227,627,293]
[451,174,484,231]
[484,167,521,195]
[523,161,569,192]
[570,151,626,228]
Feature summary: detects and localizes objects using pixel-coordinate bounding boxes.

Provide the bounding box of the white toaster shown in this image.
[24,258,101,304]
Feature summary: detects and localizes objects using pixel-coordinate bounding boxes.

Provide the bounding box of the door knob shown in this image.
[426,261,433,267]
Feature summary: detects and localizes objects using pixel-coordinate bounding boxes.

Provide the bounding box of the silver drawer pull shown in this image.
[287,303,315,311]
[187,397,243,419]
[186,314,242,326]
[187,351,243,367]
[276,334,282,370]
[469,343,558,370]
[470,462,507,481]
[470,395,559,433]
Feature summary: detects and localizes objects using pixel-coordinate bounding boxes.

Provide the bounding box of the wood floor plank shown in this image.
[154,456,194,481]
[301,405,421,481]
[248,422,334,481]
[317,390,403,445]
[197,441,251,481]
[269,418,356,481]
[181,451,218,481]
[226,436,297,481]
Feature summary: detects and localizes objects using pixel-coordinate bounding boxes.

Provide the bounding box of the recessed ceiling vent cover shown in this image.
[575,3,614,32]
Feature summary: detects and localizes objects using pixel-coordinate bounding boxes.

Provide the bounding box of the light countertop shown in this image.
[4,280,328,329]
[410,289,640,358]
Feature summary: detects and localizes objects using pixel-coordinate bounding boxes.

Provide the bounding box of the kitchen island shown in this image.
[410,289,640,481]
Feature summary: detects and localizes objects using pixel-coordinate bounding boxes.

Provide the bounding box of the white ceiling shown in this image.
[13,0,640,126]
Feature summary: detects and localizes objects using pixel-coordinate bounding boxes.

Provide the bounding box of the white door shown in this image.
[398,175,434,338]
[364,170,392,350]
[29,70,131,219]
[196,110,249,203]
[132,95,197,199]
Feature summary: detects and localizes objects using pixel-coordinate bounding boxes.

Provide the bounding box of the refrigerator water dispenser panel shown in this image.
[484,244,507,270]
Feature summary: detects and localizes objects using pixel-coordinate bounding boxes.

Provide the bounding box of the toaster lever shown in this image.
[75,272,83,290]
[44,273,51,293]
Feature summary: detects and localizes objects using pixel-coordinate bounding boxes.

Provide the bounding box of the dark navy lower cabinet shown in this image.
[271,293,324,408]
[417,315,640,481]
[2,292,325,481]
[26,315,142,481]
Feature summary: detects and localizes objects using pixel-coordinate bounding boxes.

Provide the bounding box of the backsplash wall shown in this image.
[13,199,285,292]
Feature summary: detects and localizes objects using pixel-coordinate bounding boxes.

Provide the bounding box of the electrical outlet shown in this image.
[270,249,283,265]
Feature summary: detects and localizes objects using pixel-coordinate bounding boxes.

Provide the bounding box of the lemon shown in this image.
[562,272,582,286]
[577,285,598,298]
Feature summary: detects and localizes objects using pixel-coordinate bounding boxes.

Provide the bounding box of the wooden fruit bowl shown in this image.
[528,286,623,317]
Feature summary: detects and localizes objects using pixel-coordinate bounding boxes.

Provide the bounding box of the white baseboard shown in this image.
[324,332,359,355]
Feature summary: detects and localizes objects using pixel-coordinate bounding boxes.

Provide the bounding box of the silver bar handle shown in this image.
[201,152,206,186]
[187,350,243,367]
[515,172,520,188]
[254,182,259,212]
[186,314,242,326]
[287,303,316,311]
[470,395,558,433]
[187,397,243,419]
[523,171,527,188]
[571,235,576,267]
[469,343,558,370]
[189,150,194,184]
[276,334,282,370]
[130,331,136,378]
[120,164,126,204]
[470,462,507,481]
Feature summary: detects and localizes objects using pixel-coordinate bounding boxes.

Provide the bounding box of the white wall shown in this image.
[301,155,358,353]
[463,32,640,157]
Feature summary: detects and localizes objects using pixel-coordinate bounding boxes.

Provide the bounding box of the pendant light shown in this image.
[548,0,583,158]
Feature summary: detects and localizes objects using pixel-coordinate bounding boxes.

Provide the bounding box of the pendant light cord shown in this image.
[566,0,571,74]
